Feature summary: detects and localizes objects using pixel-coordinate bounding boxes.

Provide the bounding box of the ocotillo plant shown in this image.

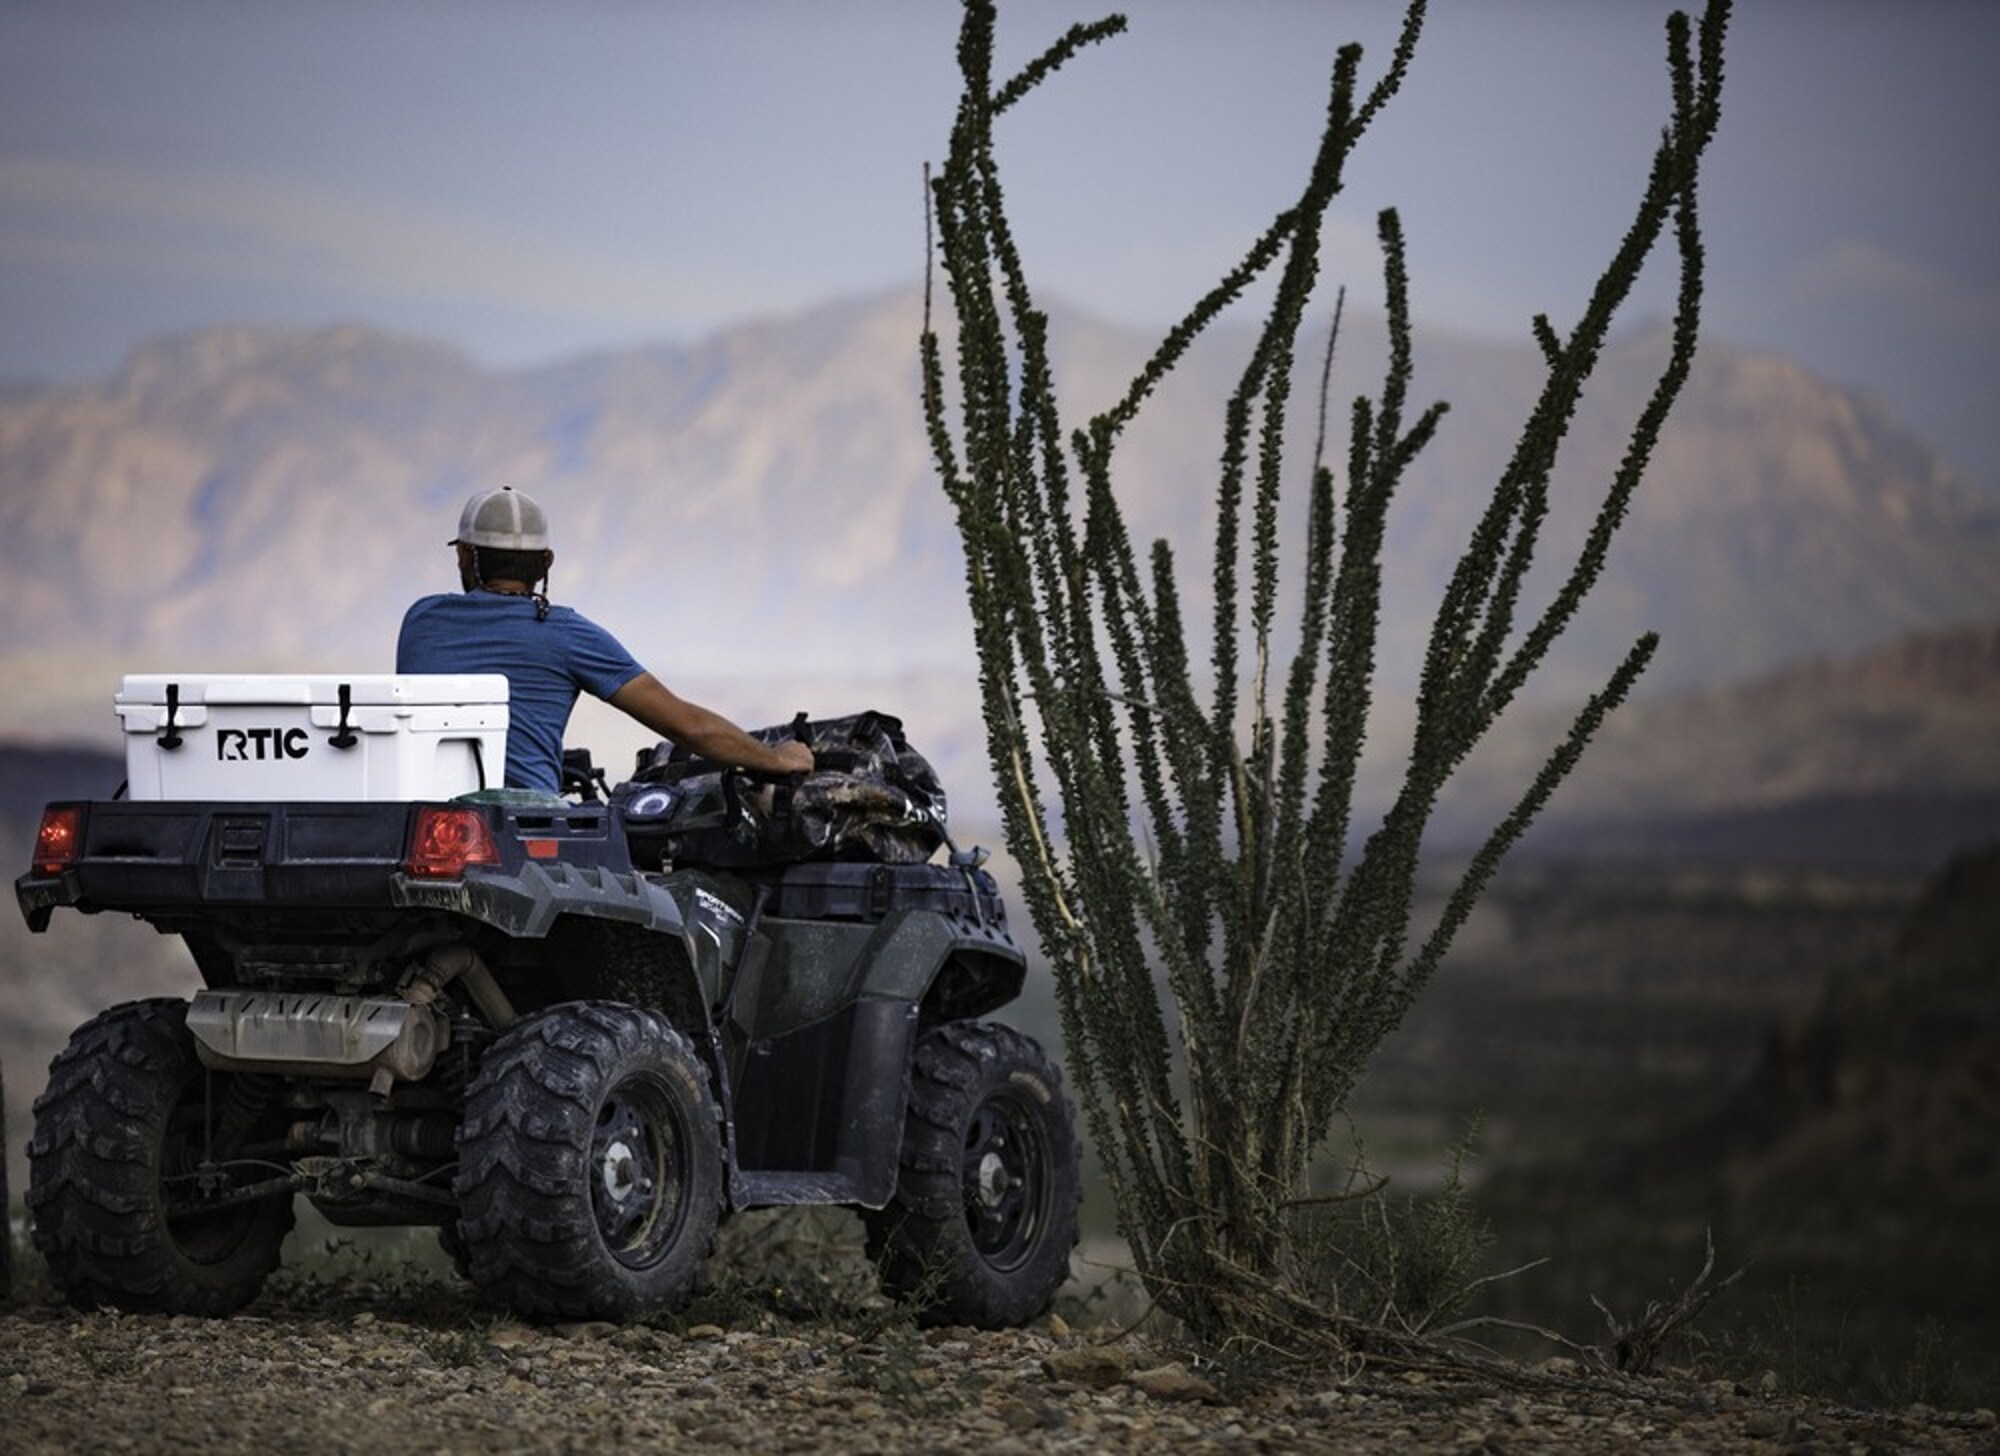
[922,0,1729,1346]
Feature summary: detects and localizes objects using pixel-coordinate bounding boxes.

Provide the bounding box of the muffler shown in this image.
[188,990,449,1084]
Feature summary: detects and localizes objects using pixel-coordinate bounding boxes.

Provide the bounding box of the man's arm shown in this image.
[609,672,813,776]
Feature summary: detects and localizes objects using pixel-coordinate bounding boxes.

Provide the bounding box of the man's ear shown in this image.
[541,549,555,575]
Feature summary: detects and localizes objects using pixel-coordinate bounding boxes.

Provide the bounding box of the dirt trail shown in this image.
[1,1281,1993,1454]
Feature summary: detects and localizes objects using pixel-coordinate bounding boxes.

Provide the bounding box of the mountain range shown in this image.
[2,290,1996,719]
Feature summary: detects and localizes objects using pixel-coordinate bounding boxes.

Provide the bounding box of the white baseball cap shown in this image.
[450,486,551,550]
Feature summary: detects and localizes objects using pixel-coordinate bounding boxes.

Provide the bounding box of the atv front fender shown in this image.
[851,908,1025,1019]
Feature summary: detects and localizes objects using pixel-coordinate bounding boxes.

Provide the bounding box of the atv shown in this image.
[14,709,1080,1327]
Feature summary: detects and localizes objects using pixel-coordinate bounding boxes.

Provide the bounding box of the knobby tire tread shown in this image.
[26,998,294,1316]
[453,1000,721,1321]
[865,1020,1081,1329]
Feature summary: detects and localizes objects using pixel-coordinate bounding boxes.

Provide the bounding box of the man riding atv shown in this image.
[397,485,812,793]
[21,483,1080,1330]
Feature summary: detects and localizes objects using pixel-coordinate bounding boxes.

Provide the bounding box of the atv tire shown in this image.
[454,1001,722,1320]
[865,1021,1080,1328]
[27,998,295,1316]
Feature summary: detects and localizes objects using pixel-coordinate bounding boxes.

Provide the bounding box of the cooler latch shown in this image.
[159,682,185,751]
[329,682,358,750]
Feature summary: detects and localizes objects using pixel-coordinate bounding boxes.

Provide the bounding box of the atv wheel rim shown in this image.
[590,1074,687,1269]
[961,1091,1048,1272]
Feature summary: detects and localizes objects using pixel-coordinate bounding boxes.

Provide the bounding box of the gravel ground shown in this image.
[1,1280,1994,1455]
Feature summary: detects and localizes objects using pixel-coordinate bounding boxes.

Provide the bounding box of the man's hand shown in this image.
[768,739,814,776]
[609,673,815,777]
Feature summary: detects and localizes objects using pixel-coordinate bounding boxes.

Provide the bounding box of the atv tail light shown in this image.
[32,806,82,877]
[405,806,500,879]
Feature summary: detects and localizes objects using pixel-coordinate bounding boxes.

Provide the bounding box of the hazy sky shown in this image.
[3,1,1997,481]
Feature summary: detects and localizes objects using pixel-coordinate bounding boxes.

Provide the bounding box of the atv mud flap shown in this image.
[728,997,918,1211]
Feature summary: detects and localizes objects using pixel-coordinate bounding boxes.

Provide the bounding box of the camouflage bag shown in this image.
[628,710,946,867]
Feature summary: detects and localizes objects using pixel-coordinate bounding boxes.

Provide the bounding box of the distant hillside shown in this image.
[2,293,1997,748]
[1445,842,2000,1408]
[1589,845,2000,1402]
[1662,844,2000,1214]
[1441,620,2000,865]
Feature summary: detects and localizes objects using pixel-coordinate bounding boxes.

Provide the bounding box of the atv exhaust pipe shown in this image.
[404,943,517,1030]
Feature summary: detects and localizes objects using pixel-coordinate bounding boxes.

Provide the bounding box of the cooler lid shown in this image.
[116,673,510,707]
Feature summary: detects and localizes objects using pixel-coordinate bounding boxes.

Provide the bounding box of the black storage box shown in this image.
[757,861,1004,926]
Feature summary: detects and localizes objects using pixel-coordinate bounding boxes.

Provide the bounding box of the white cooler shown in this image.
[115,674,509,801]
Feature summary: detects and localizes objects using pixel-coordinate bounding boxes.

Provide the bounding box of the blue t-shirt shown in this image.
[396,592,646,792]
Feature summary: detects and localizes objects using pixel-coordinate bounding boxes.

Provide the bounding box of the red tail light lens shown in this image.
[33,806,83,877]
[405,806,500,879]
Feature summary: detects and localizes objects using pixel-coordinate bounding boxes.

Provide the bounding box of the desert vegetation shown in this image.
[923,0,1729,1359]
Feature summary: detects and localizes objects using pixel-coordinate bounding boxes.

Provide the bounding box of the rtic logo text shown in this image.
[217,728,311,762]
